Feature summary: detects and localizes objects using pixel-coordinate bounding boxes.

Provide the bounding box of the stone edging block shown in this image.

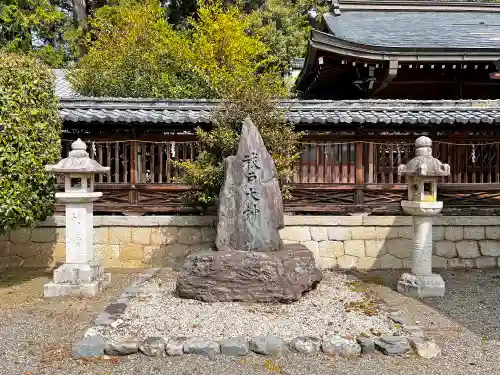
[88,268,161,328]
[34,215,500,228]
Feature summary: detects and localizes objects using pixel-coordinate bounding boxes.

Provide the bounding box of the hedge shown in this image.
[0,53,62,234]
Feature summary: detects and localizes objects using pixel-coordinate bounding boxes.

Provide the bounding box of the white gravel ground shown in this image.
[3,269,500,374]
[95,270,396,342]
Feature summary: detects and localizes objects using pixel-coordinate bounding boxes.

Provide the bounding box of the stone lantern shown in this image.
[44,139,111,297]
[397,136,450,298]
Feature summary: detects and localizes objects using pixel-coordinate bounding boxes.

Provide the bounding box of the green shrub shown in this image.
[178,89,302,209]
[0,53,62,234]
[175,2,301,208]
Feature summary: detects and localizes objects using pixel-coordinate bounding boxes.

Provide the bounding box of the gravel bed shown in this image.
[3,269,500,374]
[95,270,396,342]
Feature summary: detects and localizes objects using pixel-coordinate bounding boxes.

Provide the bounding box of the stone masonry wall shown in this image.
[1,216,500,270]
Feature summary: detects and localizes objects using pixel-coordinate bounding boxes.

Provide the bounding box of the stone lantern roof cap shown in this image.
[398,136,450,177]
[45,138,110,174]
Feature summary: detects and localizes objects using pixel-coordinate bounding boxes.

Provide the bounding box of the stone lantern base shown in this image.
[44,263,111,298]
[397,273,445,298]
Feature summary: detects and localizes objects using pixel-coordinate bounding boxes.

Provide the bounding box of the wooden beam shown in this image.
[372,59,398,96]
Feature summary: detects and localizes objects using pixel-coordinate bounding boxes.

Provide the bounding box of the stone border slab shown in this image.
[37,216,217,227]
[35,215,500,228]
[87,268,161,329]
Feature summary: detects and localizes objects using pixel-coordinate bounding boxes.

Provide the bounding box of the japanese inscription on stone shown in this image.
[243,151,261,222]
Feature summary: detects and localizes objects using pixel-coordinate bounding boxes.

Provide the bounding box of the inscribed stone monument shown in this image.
[216,117,284,252]
[176,118,321,302]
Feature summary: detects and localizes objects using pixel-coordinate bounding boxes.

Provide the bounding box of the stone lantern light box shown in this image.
[44,139,111,298]
[399,136,450,206]
[409,177,437,203]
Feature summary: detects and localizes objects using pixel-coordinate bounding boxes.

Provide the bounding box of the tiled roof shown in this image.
[59,98,500,125]
[53,69,78,98]
[54,66,500,126]
[297,1,500,92]
[338,0,500,13]
[323,11,500,49]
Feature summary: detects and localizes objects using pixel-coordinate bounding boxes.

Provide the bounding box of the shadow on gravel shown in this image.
[0,267,53,288]
[352,268,500,341]
[349,269,401,290]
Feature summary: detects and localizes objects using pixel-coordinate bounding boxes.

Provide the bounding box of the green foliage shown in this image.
[71,0,299,207]
[249,0,327,71]
[0,0,70,67]
[69,0,210,98]
[1,0,327,70]
[178,92,302,208]
[168,0,264,26]
[186,0,284,97]
[176,2,300,207]
[0,53,62,234]
[69,0,285,99]
[167,0,327,71]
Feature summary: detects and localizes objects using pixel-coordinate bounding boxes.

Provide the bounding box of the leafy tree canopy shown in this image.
[168,0,327,71]
[0,0,327,69]
[69,0,200,97]
[0,0,69,66]
[172,2,299,207]
[249,0,328,71]
[69,0,286,99]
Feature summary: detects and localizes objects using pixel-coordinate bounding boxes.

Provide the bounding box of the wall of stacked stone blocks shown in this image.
[1,216,500,269]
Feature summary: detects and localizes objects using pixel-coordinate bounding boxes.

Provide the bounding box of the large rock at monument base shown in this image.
[216,118,284,252]
[175,244,322,303]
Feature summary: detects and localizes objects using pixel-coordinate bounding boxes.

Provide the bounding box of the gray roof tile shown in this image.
[53,69,78,98]
[58,98,500,126]
[324,11,500,49]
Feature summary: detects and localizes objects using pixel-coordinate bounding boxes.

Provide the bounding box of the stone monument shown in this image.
[215,117,284,252]
[44,139,111,297]
[397,136,450,298]
[176,118,321,302]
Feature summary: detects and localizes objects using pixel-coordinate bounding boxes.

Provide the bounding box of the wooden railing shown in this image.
[58,136,500,215]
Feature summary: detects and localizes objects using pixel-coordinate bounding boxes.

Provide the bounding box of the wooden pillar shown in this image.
[367,142,374,183]
[129,141,138,204]
[355,139,364,205]
[355,142,364,184]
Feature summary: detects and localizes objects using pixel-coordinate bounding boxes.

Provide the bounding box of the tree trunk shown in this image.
[73,0,88,59]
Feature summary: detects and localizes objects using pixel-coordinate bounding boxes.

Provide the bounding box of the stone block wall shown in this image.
[280,216,500,270]
[2,215,500,270]
[0,216,216,269]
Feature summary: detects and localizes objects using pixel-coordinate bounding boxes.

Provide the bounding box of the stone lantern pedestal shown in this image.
[398,201,445,298]
[397,136,450,298]
[44,139,111,298]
